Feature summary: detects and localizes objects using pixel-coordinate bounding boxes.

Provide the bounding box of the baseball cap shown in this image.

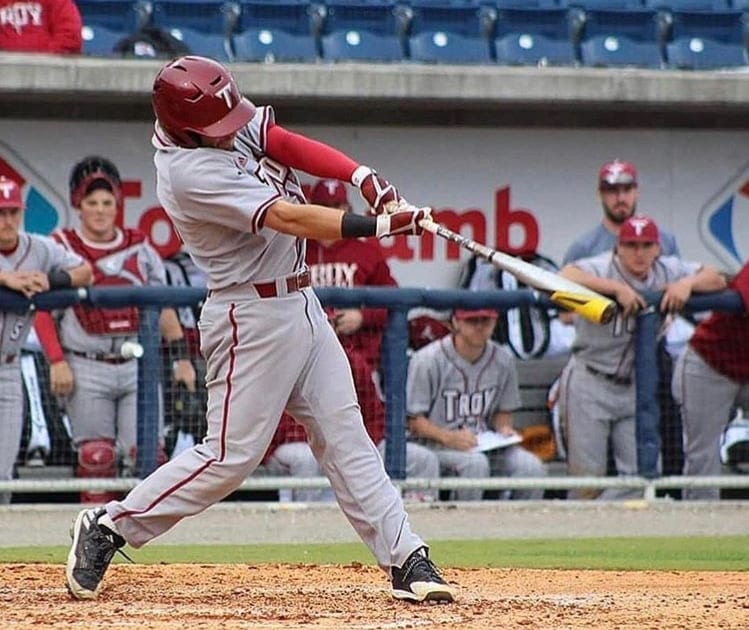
[618,216,660,244]
[453,308,498,320]
[599,159,638,187]
[310,179,349,207]
[0,176,23,209]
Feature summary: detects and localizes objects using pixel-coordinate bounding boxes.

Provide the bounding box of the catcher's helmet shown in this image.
[69,156,122,209]
[0,176,23,209]
[152,56,255,148]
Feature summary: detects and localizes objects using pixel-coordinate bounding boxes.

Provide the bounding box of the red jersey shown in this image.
[306,237,397,369]
[690,262,749,382]
[0,0,82,54]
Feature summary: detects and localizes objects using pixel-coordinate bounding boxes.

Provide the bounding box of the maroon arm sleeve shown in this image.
[266,124,359,182]
[34,311,65,364]
[732,262,749,310]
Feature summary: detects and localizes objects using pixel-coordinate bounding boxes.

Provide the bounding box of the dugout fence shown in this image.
[1,285,746,501]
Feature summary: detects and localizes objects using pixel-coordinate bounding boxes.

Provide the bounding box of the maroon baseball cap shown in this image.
[453,308,498,320]
[310,179,349,207]
[0,176,23,209]
[618,216,660,244]
[599,159,638,187]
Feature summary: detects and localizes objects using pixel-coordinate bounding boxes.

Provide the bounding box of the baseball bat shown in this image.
[418,217,617,325]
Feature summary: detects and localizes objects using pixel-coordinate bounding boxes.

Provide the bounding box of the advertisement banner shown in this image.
[0,120,746,287]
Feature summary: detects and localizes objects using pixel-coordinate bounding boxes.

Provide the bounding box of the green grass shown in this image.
[2,537,748,571]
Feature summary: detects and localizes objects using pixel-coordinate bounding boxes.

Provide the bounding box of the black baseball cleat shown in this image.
[66,508,127,600]
[391,547,457,603]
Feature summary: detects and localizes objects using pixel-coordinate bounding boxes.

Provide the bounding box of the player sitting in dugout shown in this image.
[406,307,547,501]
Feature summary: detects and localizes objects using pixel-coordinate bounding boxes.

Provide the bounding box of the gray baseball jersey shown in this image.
[106,111,427,572]
[561,251,700,499]
[0,233,83,503]
[570,252,699,374]
[406,335,521,445]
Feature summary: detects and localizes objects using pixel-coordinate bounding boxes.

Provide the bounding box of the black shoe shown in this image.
[391,547,456,603]
[66,508,126,599]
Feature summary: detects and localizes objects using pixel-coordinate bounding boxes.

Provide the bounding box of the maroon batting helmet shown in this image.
[152,56,256,148]
[69,156,122,209]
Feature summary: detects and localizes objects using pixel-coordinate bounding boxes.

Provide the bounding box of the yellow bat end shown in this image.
[550,292,617,325]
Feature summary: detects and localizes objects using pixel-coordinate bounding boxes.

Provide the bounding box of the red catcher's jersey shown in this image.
[54,228,149,335]
[690,262,749,381]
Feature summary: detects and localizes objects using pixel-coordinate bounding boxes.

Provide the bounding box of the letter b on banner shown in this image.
[494,187,539,256]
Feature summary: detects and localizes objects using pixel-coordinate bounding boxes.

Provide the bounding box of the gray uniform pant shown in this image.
[560,357,640,501]
[265,439,440,503]
[65,354,138,466]
[0,361,23,505]
[433,444,546,501]
[108,287,424,571]
[672,346,749,500]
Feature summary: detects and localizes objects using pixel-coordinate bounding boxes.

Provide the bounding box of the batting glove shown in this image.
[375,206,433,238]
[351,165,401,215]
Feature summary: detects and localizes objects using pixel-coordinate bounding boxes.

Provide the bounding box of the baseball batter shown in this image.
[558,216,725,500]
[66,55,455,604]
[0,175,91,504]
[672,260,749,500]
[406,307,546,501]
[34,156,195,503]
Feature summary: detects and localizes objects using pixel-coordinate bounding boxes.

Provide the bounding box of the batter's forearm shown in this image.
[67,263,93,288]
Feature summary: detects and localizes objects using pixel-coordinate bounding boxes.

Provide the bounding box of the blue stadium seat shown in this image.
[233,0,322,60]
[408,0,495,38]
[496,0,568,7]
[408,30,493,62]
[576,7,664,65]
[166,27,233,60]
[668,9,746,45]
[666,36,747,68]
[494,7,572,42]
[81,24,127,56]
[319,0,407,61]
[321,30,404,61]
[495,31,576,65]
[580,33,663,65]
[151,0,237,36]
[76,0,149,32]
[645,1,733,9]
[233,28,319,61]
[569,0,645,8]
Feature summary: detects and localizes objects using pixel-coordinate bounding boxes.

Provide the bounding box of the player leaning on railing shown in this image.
[0,175,92,505]
[64,55,456,605]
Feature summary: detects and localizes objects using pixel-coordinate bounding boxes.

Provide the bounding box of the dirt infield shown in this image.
[1,563,747,629]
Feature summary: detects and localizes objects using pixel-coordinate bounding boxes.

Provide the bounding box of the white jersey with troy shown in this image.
[154,106,307,290]
[570,251,700,374]
[406,335,521,448]
[0,233,84,356]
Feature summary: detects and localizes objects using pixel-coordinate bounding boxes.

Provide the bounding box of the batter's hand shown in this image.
[351,166,401,215]
[49,360,74,397]
[334,309,364,335]
[375,207,432,238]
